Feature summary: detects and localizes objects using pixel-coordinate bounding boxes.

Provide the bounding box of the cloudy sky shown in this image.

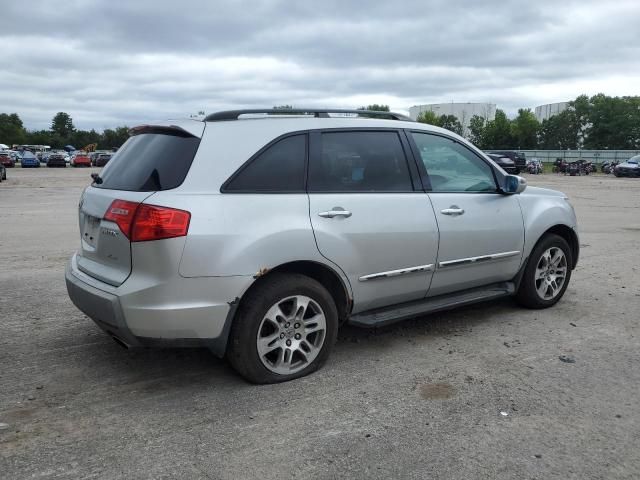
[2,0,639,131]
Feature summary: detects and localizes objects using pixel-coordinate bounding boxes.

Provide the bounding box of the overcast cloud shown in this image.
[2,0,639,130]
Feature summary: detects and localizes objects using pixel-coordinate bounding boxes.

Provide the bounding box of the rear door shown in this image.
[76,125,203,286]
[307,129,439,313]
[408,131,524,297]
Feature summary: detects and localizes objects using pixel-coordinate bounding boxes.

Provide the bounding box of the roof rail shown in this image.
[204,108,413,122]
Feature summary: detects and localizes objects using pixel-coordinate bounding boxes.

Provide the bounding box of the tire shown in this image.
[227,273,338,384]
[516,234,572,309]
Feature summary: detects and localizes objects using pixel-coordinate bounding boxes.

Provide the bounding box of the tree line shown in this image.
[371,94,640,150]
[0,112,130,150]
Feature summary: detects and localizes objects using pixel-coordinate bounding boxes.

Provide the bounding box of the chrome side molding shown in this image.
[359,264,434,282]
[438,251,521,269]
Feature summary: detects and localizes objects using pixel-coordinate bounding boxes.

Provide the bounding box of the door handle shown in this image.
[441,206,465,216]
[318,208,352,218]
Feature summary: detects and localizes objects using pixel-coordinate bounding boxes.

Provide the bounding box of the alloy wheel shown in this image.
[256,295,326,375]
[534,247,568,300]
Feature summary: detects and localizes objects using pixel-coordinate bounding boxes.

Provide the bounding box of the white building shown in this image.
[408,102,496,136]
[534,102,570,122]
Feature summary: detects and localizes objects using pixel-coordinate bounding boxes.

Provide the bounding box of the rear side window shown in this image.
[308,131,413,192]
[96,131,200,191]
[224,134,306,192]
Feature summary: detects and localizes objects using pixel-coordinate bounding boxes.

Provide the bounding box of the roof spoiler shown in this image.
[128,120,205,138]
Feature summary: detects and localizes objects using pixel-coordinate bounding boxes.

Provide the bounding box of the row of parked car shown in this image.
[483,150,640,177]
[0,150,113,168]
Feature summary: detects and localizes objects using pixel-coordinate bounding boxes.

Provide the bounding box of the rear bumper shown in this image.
[66,261,139,346]
[65,253,254,356]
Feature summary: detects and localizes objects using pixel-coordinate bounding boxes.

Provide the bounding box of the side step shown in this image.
[348,282,515,328]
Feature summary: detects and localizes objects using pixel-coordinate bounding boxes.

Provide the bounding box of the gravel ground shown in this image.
[1,167,639,479]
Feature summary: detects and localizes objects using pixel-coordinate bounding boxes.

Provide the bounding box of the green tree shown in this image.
[467,115,487,147]
[483,109,514,149]
[358,104,390,112]
[437,114,463,136]
[538,110,580,149]
[416,110,440,126]
[101,126,130,149]
[51,112,75,139]
[71,129,101,149]
[0,113,27,145]
[582,94,640,149]
[511,108,539,149]
[25,129,55,147]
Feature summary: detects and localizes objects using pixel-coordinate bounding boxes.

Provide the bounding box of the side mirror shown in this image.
[503,174,527,194]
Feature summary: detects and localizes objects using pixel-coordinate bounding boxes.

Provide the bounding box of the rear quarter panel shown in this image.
[148,191,350,291]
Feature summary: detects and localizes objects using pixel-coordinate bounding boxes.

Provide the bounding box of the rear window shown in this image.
[96,131,200,191]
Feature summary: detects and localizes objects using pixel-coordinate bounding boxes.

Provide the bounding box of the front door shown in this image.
[307,130,439,313]
[408,131,525,297]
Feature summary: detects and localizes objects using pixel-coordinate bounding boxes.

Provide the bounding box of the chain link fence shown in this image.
[517,150,640,165]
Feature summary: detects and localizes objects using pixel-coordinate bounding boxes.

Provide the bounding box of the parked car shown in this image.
[71,152,91,167]
[486,150,526,174]
[0,151,16,168]
[47,153,67,168]
[94,153,112,167]
[613,156,640,177]
[486,153,517,174]
[0,162,6,181]
[66,108,579,384]
[20,151,40,168]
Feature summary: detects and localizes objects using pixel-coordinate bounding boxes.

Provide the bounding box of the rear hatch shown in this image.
[76,122,203,286]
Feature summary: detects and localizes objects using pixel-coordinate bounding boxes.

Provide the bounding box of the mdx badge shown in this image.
[101,228,119,237]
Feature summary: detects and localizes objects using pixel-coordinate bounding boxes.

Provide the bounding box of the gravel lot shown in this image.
[1,167,639,479]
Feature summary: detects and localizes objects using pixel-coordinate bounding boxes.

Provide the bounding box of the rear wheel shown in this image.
[227,273,338,384]
[516,234,572,309]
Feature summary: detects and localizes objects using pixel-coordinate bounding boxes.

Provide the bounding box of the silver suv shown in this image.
[66,108,579,383]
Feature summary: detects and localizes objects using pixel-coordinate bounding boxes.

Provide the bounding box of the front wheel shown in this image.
[227,273,338,384]
[516,234,572,309]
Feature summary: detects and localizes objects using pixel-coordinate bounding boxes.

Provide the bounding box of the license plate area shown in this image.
[82,215,100,249]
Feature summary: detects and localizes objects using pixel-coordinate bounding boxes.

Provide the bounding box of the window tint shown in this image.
[96,132,200,191]
[309,131,412,192]
[225,134,306,192]
[411,132,496,193]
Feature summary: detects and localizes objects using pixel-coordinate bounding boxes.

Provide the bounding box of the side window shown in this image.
[411,132,497,193]
[308,131,413,192]
[224,134,306,192]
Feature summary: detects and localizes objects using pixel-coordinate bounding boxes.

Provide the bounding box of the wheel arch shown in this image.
[539,224,579,269]
[238,260,352,325]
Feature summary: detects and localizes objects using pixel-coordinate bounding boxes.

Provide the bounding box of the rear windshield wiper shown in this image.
[91,173,103,184]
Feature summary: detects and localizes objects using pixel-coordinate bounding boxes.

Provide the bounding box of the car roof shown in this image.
[132,110,465,142]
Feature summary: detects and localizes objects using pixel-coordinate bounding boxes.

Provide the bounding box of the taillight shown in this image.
[104,201,190,242]
[131,204,190,242]
[104,200,139,239]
